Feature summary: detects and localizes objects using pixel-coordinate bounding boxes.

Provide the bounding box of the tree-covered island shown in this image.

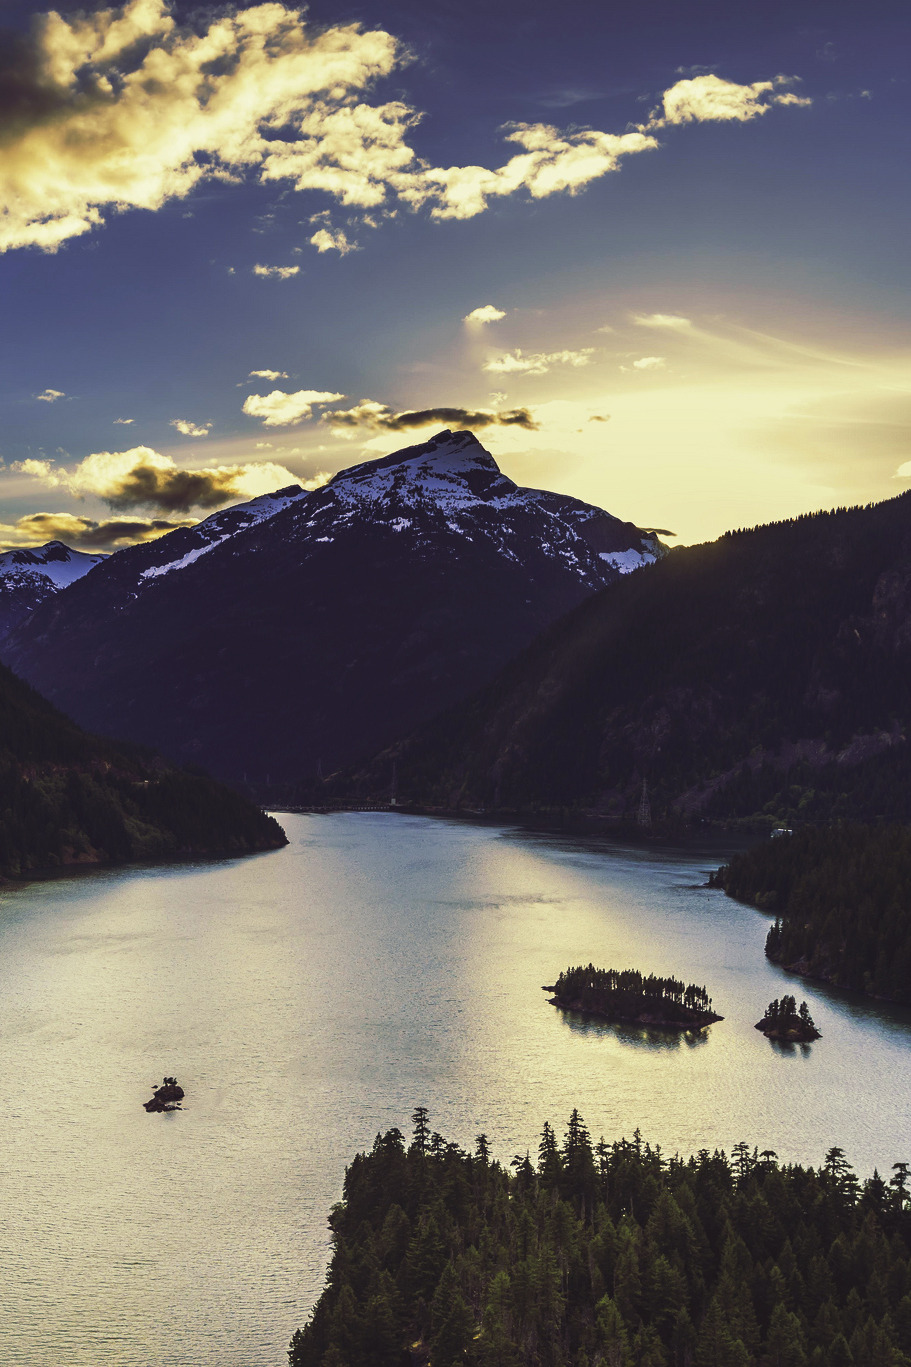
[289,1107,911,1367]
[544,964,722,1029]
[755,996,821,1043]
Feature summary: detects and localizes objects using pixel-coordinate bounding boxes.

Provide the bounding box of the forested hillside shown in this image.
[290,1109,911,1367]
[711,825,911,1003]
[0,659,285,879]
[350,492,911,822]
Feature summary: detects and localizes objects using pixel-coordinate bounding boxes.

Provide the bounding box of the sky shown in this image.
[0,0,909,551]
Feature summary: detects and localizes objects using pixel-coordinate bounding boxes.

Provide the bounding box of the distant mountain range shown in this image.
[0,541,104,643]
[2,431,663,788]
[358,491,911,825]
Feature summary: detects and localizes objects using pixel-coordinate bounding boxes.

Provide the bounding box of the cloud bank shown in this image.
[0,0,812,253]
[0,511,193,552]
[15,447,300,512]
[322,402,538,433]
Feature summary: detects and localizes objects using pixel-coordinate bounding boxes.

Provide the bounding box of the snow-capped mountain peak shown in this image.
[0,540,105,588]
[0,540,106,642]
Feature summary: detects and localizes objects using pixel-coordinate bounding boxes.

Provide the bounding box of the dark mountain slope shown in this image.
[3,431,662,788]
[0,660,285,879]
[363,492,911,821]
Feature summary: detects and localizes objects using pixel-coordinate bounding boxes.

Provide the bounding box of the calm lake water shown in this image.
[1,812,910,1366]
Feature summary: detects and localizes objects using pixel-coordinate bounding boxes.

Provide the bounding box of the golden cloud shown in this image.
[0,0,401,252]
[0,511,194,553]
[170,418,212,437]
[0,2,813,253]
[242,389,346,426]
[13,447,300,512]
[464,305,507,324]
[310,227,358,254]
[483,348,594,375]
[322,402,539,433]
[647,74,811,129]
[253,265,301,279]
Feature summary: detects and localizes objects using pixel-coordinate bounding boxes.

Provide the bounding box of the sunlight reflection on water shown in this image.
[0,812,909,1365]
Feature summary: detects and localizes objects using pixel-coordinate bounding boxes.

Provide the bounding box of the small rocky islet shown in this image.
[544,964,722,1030]
[143,1076,185,1112]
[755,995,821,1042]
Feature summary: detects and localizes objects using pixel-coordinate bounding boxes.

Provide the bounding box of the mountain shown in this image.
[359,491,911,824]
[0,541,104,643]
[2,431,663,789]
[0,657,285,880]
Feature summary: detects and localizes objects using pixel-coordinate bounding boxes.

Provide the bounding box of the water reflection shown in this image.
[557,1008,712,1050]
[2,812,910,1367]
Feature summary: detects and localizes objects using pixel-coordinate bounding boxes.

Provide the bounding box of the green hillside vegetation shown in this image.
[343,492,911,823]
[547,965,720,1028]
[290,1107,911,1367]
[711,825,911,1003]
[0,658,285,878]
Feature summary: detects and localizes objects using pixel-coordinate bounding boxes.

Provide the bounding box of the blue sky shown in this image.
[0,0,908,549]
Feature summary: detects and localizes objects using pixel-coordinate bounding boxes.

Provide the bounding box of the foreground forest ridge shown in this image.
[711,824,911,1004]
[0,658,285,880]
[290,1109,911,1367]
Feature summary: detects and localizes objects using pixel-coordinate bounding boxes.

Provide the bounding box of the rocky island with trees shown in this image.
[755,996,821,1042]
[289,1107,911,1367]
[544,964,722,1030]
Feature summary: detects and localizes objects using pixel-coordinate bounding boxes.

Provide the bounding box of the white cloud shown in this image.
[895,461,911,479]
[253,264,301,279]
[36,388,65,402]
[249,370,289,381]
[483,347,594,375]
[310,227,358,254]
[464,305,507,324]
[170,418,212,436]
[243,389,345,426]
[632,356,667,370]
[646,74,811,129]
[113,416,135,424]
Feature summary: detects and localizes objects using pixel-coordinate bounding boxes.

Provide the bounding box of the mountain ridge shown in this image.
[3,431,663,790]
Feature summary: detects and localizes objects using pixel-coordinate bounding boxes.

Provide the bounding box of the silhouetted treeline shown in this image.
[756,996,820,1042]
[712,825,911,1003]
[0,659,285,878]
[289,1107,911,1367]
[550,965,716,1025]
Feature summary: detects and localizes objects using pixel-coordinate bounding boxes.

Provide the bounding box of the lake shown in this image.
[1,812,909,1365]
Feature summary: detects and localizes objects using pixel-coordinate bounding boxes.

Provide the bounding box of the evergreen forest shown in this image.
[0,658,285,879]
[711,825,911,1003]
[289,1108,911,1367]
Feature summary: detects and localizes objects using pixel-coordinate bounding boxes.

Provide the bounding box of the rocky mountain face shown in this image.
[361,491,911,825]
[2,430,663,789]
[0,541,104,643]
